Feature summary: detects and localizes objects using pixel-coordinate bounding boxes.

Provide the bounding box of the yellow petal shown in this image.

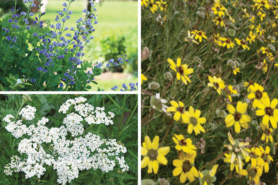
[177,57,181,67]
[235,121,241,133]
[180,172,187,183]
[158,147,170,155]
[173,167,182,176]
[270,98,278,109]
[195,109,201,118]
[177,72,181,80]
[227,104,235,114]
[170,101,179,107]
[270,116,277,129]
[188,124,194,134]
[145,136,152,150]
[141,156,149,168]
[236,101,247,114]
[167,58,176,67]
[262,115,270,125]
[152,136,159,150]
[173,159,183,167]
[174,112,181,121]
[152,160,159,174]
[197,117,206,124]
[228,132,235,145]
[141,147,148,155]
[256,109,265,116]
[157,154,168,165]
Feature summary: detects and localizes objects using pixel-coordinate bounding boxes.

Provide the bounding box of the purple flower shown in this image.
[66,15,70,19]
[62,2,67,7]
[63,8,67,12]
[65,33,71,37]
[60,83,64,87]
[6,36,12,41]
[29,12,34,16]
[56,23,62,30]
[64,27,69,31]
[37,67,43,71]
[8,19,13,23]
[26,26,30,29]
[33,20,37,24]
[32,3,36,7]
[33,33,38,37]
[43,69,47,72]
[30,79,36,82]
[62,18,66,22]
[68,11,73,15]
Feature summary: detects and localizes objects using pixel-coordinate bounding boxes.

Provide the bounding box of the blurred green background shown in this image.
[0,0,138,91]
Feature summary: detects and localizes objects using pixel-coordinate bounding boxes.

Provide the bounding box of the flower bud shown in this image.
[228,29,236,37]
[148,81,160,90]
[164,72,173,80]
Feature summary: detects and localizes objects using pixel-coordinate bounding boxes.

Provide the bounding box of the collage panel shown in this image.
[0,0,138,91]
[141,0,278,185]
[0,94,138,184]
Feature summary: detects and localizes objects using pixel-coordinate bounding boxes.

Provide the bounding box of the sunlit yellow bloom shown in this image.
[213,17,225,27]
[247,83,268,108]
[275,63,278,67]
[172,134,196,154]
[235,38,250,50]
[178,149,196,164]
[144,0,159,13]
[225,101,251,133]
[263,59,268,73]
[242,8,250,18]
[239,167,263,185]
[224,85,238,102]
[225,132,250,169]
[249,24,255,30]
[260,123,274,143]
[141,136,170,174]
[207,76,225,95]
[173,159,199,183]
[245,147,261,168]
[167,100,186,121]
[257,11,266,21]
[156,0,167,11]
[224,153,241,173]
[233,67,240,75]
[260,47,274,60]
[141,74,147,84]
[212,2,226,17]
[255,96,278,129]
[258,146,273,173]
[182,106,206,135]
[141,0,148,6]
[191,30,207,42]
[219,37,235,49]
[246,31,256,44]
[167,57,194,85]
[243,81,254,92]
[256,24,266,35]
[184,31,199,45]
[254,0,270,9]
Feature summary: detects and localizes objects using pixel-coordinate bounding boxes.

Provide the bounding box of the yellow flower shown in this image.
[247,83,268,108]
[275,63,278,67]
[256,24,266,35]
[141,136,170,174]
[263,59,268,73]
[225,132,250,169]
[224,153,242,173]
[243,81,254,92]
[167,100,186,121]
[257,11,266,21]
[246,31,256,44]
[258,146,273,173]
[173,159,199,183]
[145,0,159,13]
[224,85,238,102]
[172,134,196,154]
[207,76,225,95]
[235,38,250,50]
[141,0,148,6]
[255,96,278,129]
[213,17,225,27]
[233,67,240,75]
[141,74,147,84]
[182,106,206,135]
[245,147,261,168]
[191,30,207,42]
[254,0,270,9]
[260,123,274,143]
[211,2,226,17]
[239,167,263,185]
[167,57,194,85]
[184,31,199,45]
[219,37,235,49]
[156,0,167,11]
[225,101,251,133]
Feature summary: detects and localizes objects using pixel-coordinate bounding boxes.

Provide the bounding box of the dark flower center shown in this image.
[148,149,158,160]
[182,160,192,172]
[265,129,271,135]
[190,117,198,126]
[234,112,241,121]
[255,90,262,99]
[177,66,184,75]
[249,168,257,178]
[198,32,202,36]
[226,39,231,44]
[265,107,273,116]
[180,139,187,146]
[241,40,247,45]
[250,152,256,158]
[213,82,219,89]
[217,17,222,22]
[177,106,185,113]
[216,7,220,11]
[149,3,153,7]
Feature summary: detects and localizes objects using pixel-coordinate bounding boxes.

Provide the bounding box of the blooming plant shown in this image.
[0,94,138,184]
[142,0,278,184]
[0,0,129,91]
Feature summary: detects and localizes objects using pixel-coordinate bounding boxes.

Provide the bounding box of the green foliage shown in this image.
[0,94,138,184]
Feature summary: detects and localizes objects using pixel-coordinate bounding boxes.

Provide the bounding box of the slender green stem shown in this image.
[107,95,122,109]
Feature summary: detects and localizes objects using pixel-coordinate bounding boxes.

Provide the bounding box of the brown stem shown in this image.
[141,109,154,125]
[160,119,174,145]
[197,88,213,109]
[199,151,229,171]
[162,76,176,98]
[262,53,278,87]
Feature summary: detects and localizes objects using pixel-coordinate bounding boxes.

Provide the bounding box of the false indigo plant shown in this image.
[0,0,128,91]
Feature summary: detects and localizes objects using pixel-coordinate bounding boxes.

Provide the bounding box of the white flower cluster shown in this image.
[59,97,115,126]
[3,98,129,185]
[19,105,36,120]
